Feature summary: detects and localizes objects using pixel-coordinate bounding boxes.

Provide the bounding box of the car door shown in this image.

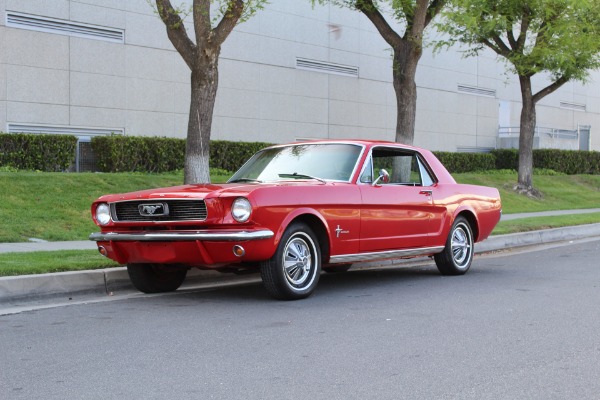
[358,147,439,252]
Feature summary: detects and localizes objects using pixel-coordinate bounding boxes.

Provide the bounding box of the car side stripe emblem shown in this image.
[335,225,349,238]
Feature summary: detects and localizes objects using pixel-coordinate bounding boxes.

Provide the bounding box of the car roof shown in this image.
[267,139,423,151]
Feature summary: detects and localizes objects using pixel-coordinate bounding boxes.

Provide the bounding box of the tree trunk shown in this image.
[392,43,421,146]
[517,75,536,191]
[184,58,219,184]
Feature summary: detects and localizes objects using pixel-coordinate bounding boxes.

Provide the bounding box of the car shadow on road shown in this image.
[172,261,505,304]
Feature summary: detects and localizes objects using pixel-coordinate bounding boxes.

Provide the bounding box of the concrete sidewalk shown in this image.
[1,209,600,302]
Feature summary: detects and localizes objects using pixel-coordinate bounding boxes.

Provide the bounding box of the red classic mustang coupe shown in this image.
[90,140,501,300]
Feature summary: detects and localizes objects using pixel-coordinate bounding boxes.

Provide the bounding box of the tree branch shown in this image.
[424,0,446,28]
[515,6,531,52]
[491,35,512,57]
[193,0,212,47]
[213,0,245,47]
[532,75,569,103]
[480,37,504,56]
[156,0,196,69]
[506,27,517,49]
[356,0,403,48]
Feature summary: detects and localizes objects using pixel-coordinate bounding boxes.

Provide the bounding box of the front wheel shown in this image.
[260,222,321,300]
[127,263,188,293]
[434,216,474,275]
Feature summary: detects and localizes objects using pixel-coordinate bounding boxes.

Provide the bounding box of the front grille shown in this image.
[112,200,207,222]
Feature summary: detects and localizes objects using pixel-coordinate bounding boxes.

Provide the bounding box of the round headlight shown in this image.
[96,203,111,226]
[231,197,252,223]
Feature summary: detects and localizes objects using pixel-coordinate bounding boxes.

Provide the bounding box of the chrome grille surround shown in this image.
[111,199,207,222]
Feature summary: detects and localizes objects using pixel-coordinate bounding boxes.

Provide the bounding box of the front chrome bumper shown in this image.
[89,229,275,242]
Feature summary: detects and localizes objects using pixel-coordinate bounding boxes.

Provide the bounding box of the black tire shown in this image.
[127,263,188,293]
[434,216,474,276]
[323,263,352,273]
[260,222,321,300]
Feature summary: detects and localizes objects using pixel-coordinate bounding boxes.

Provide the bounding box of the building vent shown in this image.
[456,147,494,153]
[6,11,124,43]
[296,58,359,77]
[560,101,586,112]
[7,124,124,136]
[457,84,496,97]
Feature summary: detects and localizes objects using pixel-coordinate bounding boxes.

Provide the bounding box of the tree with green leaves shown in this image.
[155,0,267,183]
[438,0,600,194]
[313,0,447,146]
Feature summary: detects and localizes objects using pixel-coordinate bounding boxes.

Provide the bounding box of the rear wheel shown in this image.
[434,216,474,275]
[127,263,187,293]
[260,222,321,300]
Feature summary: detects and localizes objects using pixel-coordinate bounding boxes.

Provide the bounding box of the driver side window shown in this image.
[365,148,435,186]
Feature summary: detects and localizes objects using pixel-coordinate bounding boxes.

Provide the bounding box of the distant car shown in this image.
[90,140,501,300]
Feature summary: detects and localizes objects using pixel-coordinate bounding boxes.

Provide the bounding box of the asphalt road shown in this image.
[1,238,600,400]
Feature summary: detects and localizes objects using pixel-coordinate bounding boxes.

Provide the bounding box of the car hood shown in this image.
[96,181,332,202]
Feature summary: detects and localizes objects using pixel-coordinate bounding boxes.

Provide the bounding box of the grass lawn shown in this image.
[0,169,598,276]
[0,250,120,276]
[492,212,600,235]
[0,169,230,243]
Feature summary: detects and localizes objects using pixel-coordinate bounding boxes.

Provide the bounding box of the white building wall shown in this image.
[1,0,599,151]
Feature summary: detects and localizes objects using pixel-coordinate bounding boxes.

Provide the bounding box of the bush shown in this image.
[433,151,496,173]
[0,133,77,172]
[533,149,600,175]
[92,136,273,173]
[210,140,273,172]
[490,148,519,170]
[92,136,186,173]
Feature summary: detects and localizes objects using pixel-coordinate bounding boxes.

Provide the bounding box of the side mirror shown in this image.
[372,169,390,186]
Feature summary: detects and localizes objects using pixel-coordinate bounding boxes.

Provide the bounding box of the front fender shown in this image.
[274,207,331,247]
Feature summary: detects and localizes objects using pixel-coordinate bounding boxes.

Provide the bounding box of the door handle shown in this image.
[419,190,432,196]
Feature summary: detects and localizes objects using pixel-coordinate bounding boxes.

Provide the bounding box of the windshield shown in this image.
[228,143,363,183]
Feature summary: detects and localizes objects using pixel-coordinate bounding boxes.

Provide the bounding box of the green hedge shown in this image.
[533,149,600,174]
[490,149,520,170]
[92,136,186,173]
[4,132,598,175]
[490,148,600,174]
[433,152,496,173]
[211,140,273,172]
[0,133,78,172]
[91,136,273,173]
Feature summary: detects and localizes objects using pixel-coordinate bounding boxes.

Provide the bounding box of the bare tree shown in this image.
[155,0,266,183]
[315,0,447,145]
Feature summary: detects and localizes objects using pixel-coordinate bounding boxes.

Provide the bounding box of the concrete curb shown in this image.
[475,223,600,253]
[0,268,233,302]
[2,223,600,302]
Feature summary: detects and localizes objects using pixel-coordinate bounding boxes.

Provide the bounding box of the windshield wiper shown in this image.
[278,173,326,183]
[228,178,262,183]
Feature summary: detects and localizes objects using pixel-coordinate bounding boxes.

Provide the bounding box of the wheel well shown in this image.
[457,211,479,242]
[291,214,330,263]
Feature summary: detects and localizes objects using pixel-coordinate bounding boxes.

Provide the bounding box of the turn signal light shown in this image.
[98,246,108,257]
[232,245,246,257]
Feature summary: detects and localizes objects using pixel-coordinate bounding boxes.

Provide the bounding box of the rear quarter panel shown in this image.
[430,183,501,246]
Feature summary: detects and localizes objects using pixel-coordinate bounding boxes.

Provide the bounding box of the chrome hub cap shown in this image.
[283,237,313,287]
[451,225,471,267]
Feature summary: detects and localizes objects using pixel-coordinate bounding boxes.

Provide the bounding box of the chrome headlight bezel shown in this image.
[96,203,112,226]
[231,197,252,223]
